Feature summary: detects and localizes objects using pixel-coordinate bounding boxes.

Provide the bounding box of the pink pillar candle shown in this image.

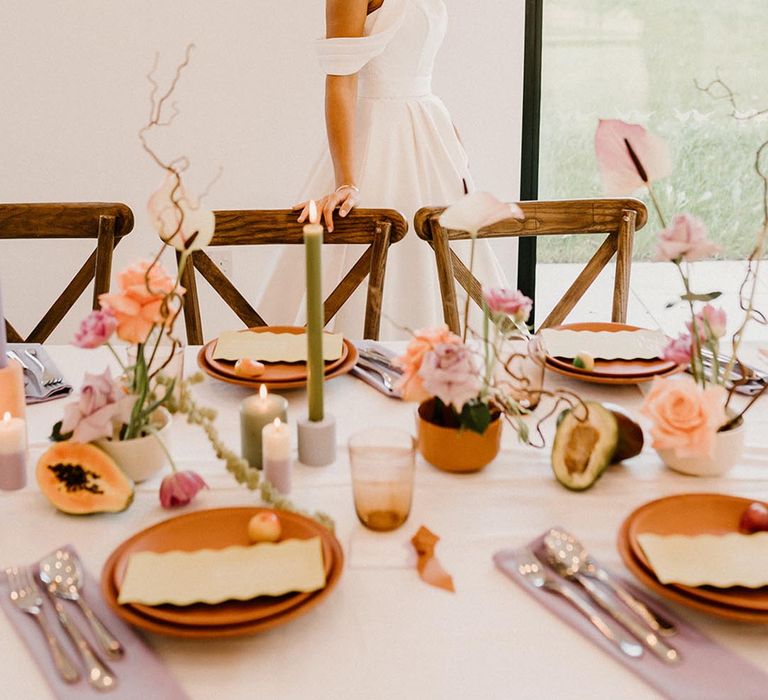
[262,417,292,494]
[0,360,26,420]
[0,412,27,491]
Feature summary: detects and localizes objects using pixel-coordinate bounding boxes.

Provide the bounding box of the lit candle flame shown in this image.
[273,417,282,429]
[259,384,267,401]
[2,411,10,423]
[308,200,319,225]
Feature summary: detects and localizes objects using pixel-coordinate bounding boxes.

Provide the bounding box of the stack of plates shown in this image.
[544,322,681,385]
[617,493,768,623]
[100,507,344,638]
[197,325,358,389]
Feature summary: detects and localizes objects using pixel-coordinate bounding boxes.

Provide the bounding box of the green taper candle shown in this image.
[304,201,324,422]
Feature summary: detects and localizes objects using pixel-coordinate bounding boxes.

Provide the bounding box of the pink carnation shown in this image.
[654,214,719,263]
[483,288,532,323]
[418,342,482,412]
[687,304,727,341]
[661,333,693,365]
[159,470,208,508]
[73,309,117,349]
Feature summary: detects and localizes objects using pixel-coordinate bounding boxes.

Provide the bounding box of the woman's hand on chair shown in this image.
[293,185,360,233]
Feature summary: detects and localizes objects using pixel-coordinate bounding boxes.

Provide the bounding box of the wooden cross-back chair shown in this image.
[414,198,648,334]
[0,202,134,343]
[178,208,408,344]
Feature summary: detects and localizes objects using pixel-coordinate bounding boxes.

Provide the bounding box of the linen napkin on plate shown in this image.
[494,531,768,700]
[8,344,72,404]
[0,545,189,700]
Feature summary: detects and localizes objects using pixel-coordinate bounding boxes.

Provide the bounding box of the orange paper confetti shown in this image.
[411,525,455,593]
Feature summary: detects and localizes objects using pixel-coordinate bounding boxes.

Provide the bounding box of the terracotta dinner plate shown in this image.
[543,322,681,385]
[203,326,348,382]
[617,509,768,624]
[198,333,358,390]
[101,507,343,632]
[624,493,768,612]
[101,538,344,638]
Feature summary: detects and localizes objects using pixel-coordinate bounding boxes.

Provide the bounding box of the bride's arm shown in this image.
[295,0,367,232]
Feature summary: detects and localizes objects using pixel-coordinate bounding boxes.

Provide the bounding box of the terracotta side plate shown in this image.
[617,510,768,624]
[100,507,344,635]
[544,322,680,384]
[204,326,348,382]
[624,493,768,611]
[198,339,358,390]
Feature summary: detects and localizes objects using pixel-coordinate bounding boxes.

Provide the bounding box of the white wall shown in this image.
[1,0,524,342]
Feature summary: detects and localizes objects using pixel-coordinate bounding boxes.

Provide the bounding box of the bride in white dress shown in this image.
[259,0,507,339]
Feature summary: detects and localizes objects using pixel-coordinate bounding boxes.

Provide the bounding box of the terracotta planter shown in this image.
[96,408,172,483]
[656,417,745,477]
[416,400,502,473]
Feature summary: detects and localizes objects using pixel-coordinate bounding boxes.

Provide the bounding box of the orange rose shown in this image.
[395,325,462,402]
[99,260,183,344]
[641,376,726,458]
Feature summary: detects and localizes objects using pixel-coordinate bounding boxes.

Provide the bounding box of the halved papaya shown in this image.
[36,442,134,515]
[551,402,619,491]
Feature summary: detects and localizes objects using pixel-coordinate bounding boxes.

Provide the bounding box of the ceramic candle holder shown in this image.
[297,414,336,467]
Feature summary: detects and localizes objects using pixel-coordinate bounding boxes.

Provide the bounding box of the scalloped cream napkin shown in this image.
[637,533,768,588]
[540,328,666,360]
[213,331,344,362]
[118,537,326,606]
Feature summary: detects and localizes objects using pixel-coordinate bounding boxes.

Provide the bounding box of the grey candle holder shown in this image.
[297,414,336,466]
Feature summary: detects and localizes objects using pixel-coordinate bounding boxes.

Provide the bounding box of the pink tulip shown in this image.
[73,309,117,349]
[483,288,532,323]
[439,192,524,238]
[595,119,672,195]
[687,304,727,340]
[418,342,482,412]
[159,470,208,508]
[654,214,719,263]
[661,333,693,365]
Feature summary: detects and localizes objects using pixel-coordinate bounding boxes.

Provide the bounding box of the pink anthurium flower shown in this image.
[595,119,672,195]
[148,172,215,252]
[439,192,524,238]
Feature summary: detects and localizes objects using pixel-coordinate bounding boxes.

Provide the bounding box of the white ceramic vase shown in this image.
[96,408,172,483]
[656,418,745,477]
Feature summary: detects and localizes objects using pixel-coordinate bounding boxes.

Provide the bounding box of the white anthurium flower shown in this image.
[148,173,215,252]
[438,192,524,238]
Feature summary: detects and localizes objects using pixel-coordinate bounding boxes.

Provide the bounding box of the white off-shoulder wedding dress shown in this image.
[259,0,507,339]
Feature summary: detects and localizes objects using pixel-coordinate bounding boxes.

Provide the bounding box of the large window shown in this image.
[536,0,768,264]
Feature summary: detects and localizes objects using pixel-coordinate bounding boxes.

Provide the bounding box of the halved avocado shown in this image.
[602,402,644,462]
[551,402,618,491]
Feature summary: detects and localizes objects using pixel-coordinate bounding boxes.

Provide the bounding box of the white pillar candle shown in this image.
[262,417,292,494]
[0,411,27,491]
[240,384,288,469]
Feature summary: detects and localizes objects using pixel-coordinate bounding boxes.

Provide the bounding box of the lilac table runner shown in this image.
[1,546,189,700]
[494,533,768,700]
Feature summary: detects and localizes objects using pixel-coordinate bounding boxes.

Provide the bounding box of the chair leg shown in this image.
[433,225,460,334]
[363,222,391,340]
[612,210,636,324]
[93,215,116,308]
[178,251,204,345]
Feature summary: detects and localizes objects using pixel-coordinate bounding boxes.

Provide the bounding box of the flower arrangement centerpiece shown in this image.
[595,116,767,476]
[37,47,333,528]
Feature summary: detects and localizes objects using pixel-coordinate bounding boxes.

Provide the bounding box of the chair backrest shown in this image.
[0,202,134,342]
[414,198,648,333]
[178,208,408,343]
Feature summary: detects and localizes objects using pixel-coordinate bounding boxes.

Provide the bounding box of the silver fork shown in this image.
[6,566,80,683]
[24,349,63,387]
[516,549,643,659]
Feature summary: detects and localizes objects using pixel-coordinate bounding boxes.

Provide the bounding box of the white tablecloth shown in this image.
[2,346,768,700]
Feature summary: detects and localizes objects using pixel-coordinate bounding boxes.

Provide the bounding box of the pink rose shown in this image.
[73,309,117,349]
[395,325,462,403]
[654,214,719,262]
[483,288,532,323]
[641,376,727,458]
[60,368,136,443]
[661,333,693,365]
[418,342,482,412]
[160,470,208,508]
[687,304,727,341]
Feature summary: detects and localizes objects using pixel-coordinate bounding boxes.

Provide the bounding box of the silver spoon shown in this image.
[39,550,124,659]
[545,528,676,636]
